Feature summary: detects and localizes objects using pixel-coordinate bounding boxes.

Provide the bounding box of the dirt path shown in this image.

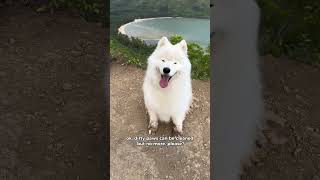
[111,55,320,180]
[110,62,211,180]
[0,7,107,179]
[243,56,320,180]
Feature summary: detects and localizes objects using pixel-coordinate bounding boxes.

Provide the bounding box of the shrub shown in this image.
[258,0,320,64]
[170,35,210,79]
[29,0,106,24]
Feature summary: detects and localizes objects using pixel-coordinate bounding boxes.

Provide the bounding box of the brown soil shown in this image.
[0,7,107,179]
[243,55,320,180]
[110,56,320,180]
[110,62,210,180]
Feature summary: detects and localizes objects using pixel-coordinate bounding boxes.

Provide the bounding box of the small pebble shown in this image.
[266,131,288,145]
[9,38,15,44]
[63,83,73,90]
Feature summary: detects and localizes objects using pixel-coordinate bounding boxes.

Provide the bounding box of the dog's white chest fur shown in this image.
[144,74,192,121]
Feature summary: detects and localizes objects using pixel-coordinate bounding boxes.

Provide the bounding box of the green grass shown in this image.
[110,34,210,80]
[110,37,149,69]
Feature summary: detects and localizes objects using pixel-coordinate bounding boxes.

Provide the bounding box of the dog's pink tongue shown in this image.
[160,75,169,88]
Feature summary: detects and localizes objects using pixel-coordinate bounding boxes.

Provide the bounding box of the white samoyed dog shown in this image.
[143,36,192,135]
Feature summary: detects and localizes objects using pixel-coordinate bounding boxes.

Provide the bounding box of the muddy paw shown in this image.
[148,125,158,135]
[187,109,192,115]
[172,126,183,137]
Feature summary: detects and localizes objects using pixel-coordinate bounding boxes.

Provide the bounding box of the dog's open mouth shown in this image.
[159,74,173,88]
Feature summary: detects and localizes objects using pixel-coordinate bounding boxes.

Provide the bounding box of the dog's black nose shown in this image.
[163,67,170,74]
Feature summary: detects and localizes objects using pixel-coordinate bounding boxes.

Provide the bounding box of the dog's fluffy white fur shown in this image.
[143,37,192,135]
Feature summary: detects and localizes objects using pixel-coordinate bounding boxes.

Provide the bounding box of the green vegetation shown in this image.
[171,35,210,79]
[110,34,155,69]
[30,0,106,24]
[110,34,210,80]
[258,0,320,64]
[110,0,209,34]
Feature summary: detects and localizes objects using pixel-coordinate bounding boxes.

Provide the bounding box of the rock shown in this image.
[56,143,64,150]
[256,134,267,148]
[283,85,290,93]
[15,47,25,54]
[70,50,82,57]
[265,111,287,126]
[293,148,302,156]
[266,131,288,145]
[8,38,15,44]
[306,126,319,132]
[62,83,73,90]
[193,97,200,102]
[250,156,262,167]
[195,163,201,168]
[306,126,320,138]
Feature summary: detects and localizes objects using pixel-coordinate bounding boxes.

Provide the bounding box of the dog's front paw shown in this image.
[148,124,158,135]
[172,126,183,137]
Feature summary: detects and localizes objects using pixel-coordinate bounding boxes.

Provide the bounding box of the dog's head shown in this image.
[149,36,190,88]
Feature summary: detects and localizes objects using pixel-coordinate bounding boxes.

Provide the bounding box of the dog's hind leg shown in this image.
[148,110,158,135]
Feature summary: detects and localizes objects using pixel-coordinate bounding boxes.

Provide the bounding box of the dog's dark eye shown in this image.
[174,62,177,64]
[162,60,165,62]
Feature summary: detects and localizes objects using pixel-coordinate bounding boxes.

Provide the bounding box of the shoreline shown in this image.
[117,17,210,48]
[118,17,180,35]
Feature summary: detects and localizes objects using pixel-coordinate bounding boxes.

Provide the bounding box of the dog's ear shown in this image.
[157,37,170,48]
[178,40,188,53]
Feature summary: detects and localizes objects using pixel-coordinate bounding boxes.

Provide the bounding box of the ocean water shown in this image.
[119,17,210,48]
